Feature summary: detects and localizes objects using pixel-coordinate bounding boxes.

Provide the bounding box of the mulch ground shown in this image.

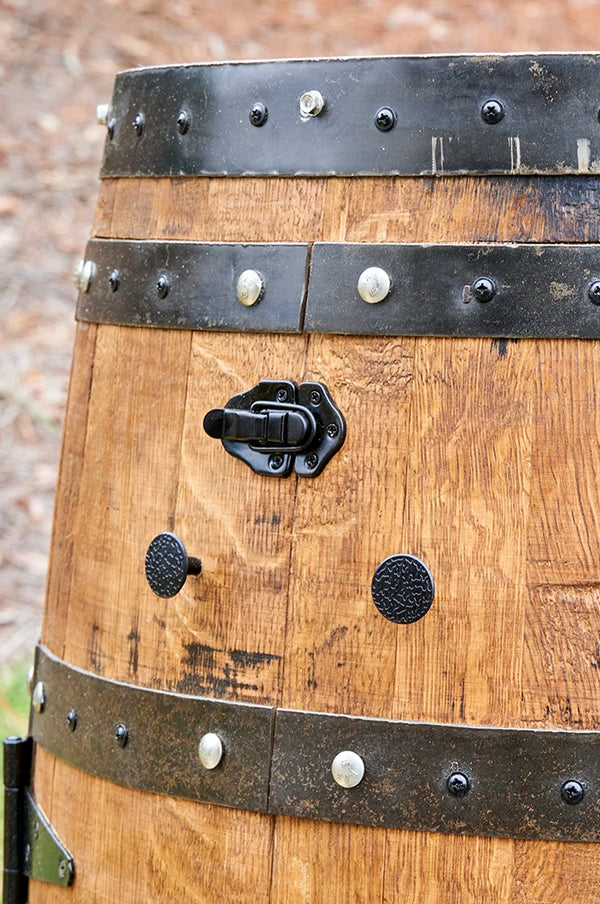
[1,0,599,663]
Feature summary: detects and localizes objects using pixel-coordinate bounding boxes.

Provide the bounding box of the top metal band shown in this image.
[30,645,600,843]
[101,55,600,178]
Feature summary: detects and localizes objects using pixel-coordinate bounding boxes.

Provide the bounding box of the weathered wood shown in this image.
[31,170,600,904]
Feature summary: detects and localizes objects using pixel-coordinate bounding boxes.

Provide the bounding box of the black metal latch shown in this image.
[203,380,346,477]
[3,737,74,903]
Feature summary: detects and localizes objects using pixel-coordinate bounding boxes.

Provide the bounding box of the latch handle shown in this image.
[203,405,315,451]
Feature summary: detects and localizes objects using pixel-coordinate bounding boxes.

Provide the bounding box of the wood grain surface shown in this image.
[30,173,600,903]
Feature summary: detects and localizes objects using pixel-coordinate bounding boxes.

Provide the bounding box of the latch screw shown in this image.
[588,280,600,304]
[375,107,397,132]
[249,102,268,127]
[472,277,496,303]
[176,110,190,134]
[481,99,504,124]
[447,772,470,797]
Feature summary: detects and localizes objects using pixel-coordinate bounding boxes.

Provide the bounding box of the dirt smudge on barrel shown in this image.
[178,641,281,701]
[89,622,104,675]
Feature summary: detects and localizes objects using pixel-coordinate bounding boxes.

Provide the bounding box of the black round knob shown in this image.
[371,554,435,624]
[145,532,202,598]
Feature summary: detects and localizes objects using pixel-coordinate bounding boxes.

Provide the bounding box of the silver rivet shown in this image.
[331,750,364,788]
[198,732,223,769]
[300,90,324,118]
[236,270,264,307]
[74,259,96,293]
[96,103,110,125]
[27,665,35,696]
[58,859,67,880]
[358,267,391,304]
[32,682,46,714]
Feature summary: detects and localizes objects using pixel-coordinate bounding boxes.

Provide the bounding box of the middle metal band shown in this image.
[31,645,600,843]
[76,239,600,339]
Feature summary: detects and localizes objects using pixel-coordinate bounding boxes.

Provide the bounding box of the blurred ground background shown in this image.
[1,0,600,724]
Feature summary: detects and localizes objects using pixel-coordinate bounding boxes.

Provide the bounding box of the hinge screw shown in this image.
[115,724,129,748]
[108,269,120,293]
[176,110,190,134]
[156,275,170,299]
[447,771,470,797]
[275,387,289,403]
[198,732,223,769]
[300,90,324,118]
[358,267,391,304]
[327,423,339,438]
[375,107,397,132]
[133,112,145,136]
[472,277,496,303]
[66,709,78,732]
[561,779,584,804]
[332,750,365,788]
[588,280,600,304]
[249,103,268,127]
[309,390,322,406]
[236,269,264,307]
[269,453,285,471]
[481,99,504,124]
[305,453,319,470]
[32,682,46,714]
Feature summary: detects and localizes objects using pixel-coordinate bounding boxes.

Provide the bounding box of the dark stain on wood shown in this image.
[89,622,104,675]
[178,641,281,702]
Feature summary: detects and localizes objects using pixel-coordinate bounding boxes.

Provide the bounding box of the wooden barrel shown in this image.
[25,55,600,903]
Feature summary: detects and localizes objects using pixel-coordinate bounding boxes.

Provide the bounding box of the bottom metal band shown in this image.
[30,646,600,843]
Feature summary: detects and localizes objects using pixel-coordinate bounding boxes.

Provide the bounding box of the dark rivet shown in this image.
[249,102,268,127]
[108,269,120,292]
[588,280,600,304]
[115,723,128,748]
[275,387,288,403]
[481,99,504,124]
[305,453,319,470]
[156,276,169,299]
[66,709,77,732]
[327,423,339,438]
[176,110,189,134]
[107,118,116,140]
[447,772,470,797]
[133,112,144,136]
[561,779,584,804]
[309,390,322,406]
[472,277,496,303]
[375,106,397,132]
[269,454,284,471]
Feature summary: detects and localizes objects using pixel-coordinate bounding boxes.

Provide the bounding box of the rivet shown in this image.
[300,90,324,118]
[332,750,365,788]
[156,275,169,299]
[26,665,35,696]
[115,723,128,748]
[66,709,78,732]
[447,771,470,797]
[472,277,496,303]
[326,423,339,438]
[33,821,40,841]
[96,103,109,125]
[236,269,264,307]
[561,779,584,805]
[74,259,96,293]
[249,102,268,127]
[176,110,190,134]
[269,453,284,471]
[375,107,397,132]
[305,453,319,470]
[133,112,145,136]
[198,732,223,769]
[58,859,67,880]
[24,844,31,862]
[275,387,289,403]
[108,269,120,292]
[358,267,391,304]
[309,390,322,406]
[481,99,504,124]
[107,118,116,140]
[588,280,600,304]
[32,682,46,714]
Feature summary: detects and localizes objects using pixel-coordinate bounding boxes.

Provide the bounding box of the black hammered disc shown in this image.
[145,532,189,598]
[371,554,435,624]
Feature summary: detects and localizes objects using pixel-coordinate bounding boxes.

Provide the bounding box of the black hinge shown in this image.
[3,737,74,904]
